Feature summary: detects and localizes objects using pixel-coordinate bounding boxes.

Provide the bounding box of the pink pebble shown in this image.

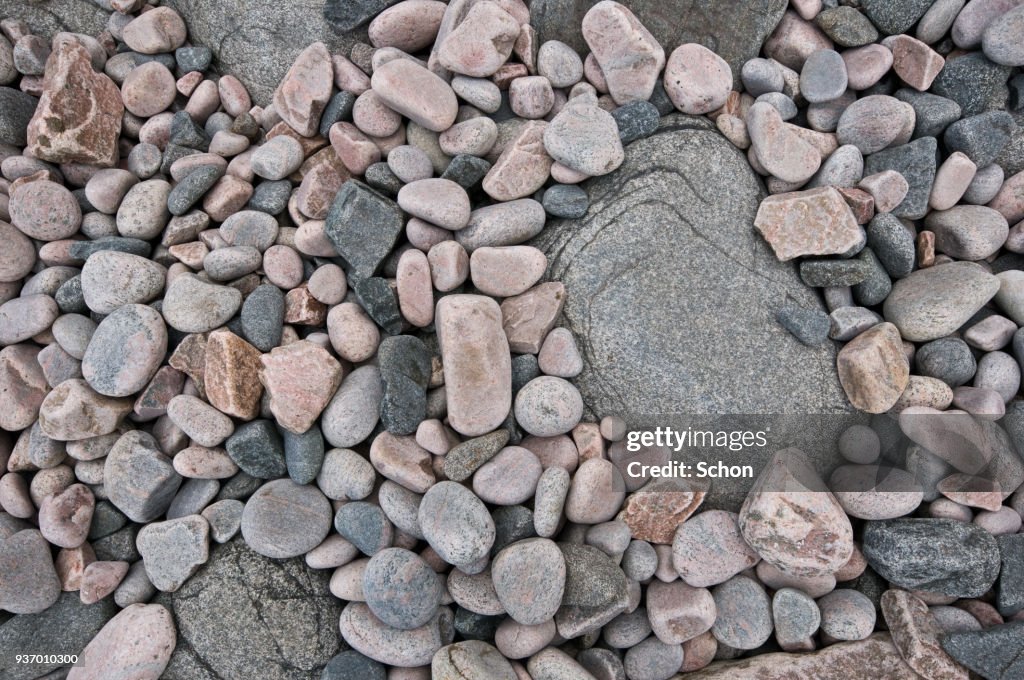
[396,248,434,328]
[427,240,469,292]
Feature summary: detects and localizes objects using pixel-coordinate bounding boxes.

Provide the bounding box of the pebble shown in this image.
[103,430,181,523]
[67,603,176,680]
[167,394,234,448]
[818,589,876,641]
[80,560,129,604]
[886,34,944,91]
[800,49,848,103]
[259,340,343,434]
[982,4,1024,66]
[916,337,978,386]
[711,576,773,650]
[482,122,553,201]
[0,294,57,346]
[325,179,405,281]
[509,76,555,120]
[339,602,454,668]
[881,588,970,679]
[368,0,446,52]
[610,100,660,145]
[563,458,626,525]
[240,478,332,559]
[501,282,567,354]
[120,61,176,118]
[543,97,624,177]
[250,135,304,180]
[334,501,394,556]
[646,579,716,644]
[581,0,665,104]
[473,446,542,505]
[623,636,683,680]
[363,547,442,630]
[39,379,132,441]
[672,510,760,588]
[136,515,209,592]
[162,274,242,333]
[863,518,1000,598]
[816,6,879,46]
[492,538,566,625]
[836,95,915,155]
[9,179,82,241]
[747,102,822,183]
[38,483,94,549]
[836,322,909,413]
[664,43,732,115]
[323,366,383,449]
[773,588,821,651]
[433,640,517,680]
[419,482,495,568]
[436,295,512,437]
[742,58,785,96]
[930,151,978,211]
[79,250,165,314]
[514,376,583,437]
[437,1,519,77]
[272,42,331,137]
[122,7,186,54]
[883,262,1000,341]
[317,448,375,501]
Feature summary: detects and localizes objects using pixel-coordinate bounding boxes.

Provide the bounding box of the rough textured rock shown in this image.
[530,0,787,87]
[536,115,854,509]
[158,537,343,680]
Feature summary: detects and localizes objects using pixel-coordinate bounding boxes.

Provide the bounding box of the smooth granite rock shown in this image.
[158,537,342,680]
[535,115,855,509]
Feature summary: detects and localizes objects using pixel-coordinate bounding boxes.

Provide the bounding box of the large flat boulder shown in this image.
[534,115,858,509]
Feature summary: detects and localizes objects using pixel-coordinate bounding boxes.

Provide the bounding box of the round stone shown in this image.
[432,641,517,680]
[121,61,176,117]
[623,636,684,680]
[472,446,543,506]
[82,304,167,398]
[9,179,82,241]
[418,481,495,568]
[80,250,166,315]
[363,547,443,630]
[800,49,848,103]
[491,538,566,625]
[514,376,584,437]
[162,275,243,333]
[818,589,876,641]
[711,575,773,650]
[240,479,332,559]
[0,221,36,282]
[664,43,732,115]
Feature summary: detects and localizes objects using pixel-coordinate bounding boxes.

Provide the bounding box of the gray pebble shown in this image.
[136,514,210,592]
[419,482,495,568]
[962,164,1004,205]
[931,52,1012,117]
[247,180,291,214]
[711,575,773,650]
[944,111,1016,167]
[363,547,442,630]
[542,184,589,218]
[113,560,156,607]
[741,58,784,97]
[916,337,976,387]
[441,154,491,189]
[322,650,386,680]
[319,91,357,138]
[611,100,660,144]
[335,502,394,556]
[225,419,287,479]
[166,478,219,519]
[815,6,880,46]
[240,478,333,559]
[169,111,210,151]
[852,248,892,306]
[777,305,831,346]
[200,498,244,543]
[241,284,285,351]
[974,350,1020,401]
[800,49,848,103]
[283,426,325,485]
[800,259,870,287]
[867,213,915,278]
[756,91,798,120]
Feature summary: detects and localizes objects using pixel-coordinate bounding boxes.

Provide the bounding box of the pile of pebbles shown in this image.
[0,1,1023,679]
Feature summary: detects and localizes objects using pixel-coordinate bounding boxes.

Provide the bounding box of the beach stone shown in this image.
[712,576,773,650]
[80,250,165,315]
[862,518,1000,598]
[883,262,1000,341]
[241,284,284,352]
[861,0,934,34]
[9,179,81,241]
[664,43,731,115]
[104,430,181,523]
[137,515,209,592]
[323,366,383,448]
[0,529,61,614]
[881,589,968,680]
[932,52,1012,117]
[273,42,332,137]
[739,448,853,577]
[773,587,821,651]
[942,621,1024,680]
[240,479,332,559]
[162,275,242,334]
[836,95,914,156]
[203,329,262,420]
[82,304,166,398]
[819,589,876,641]
[0,345,47,431]
[886,34,944,91]
[259,341,343,434]
[755,186,863,261]
[544,96,624,177]
[580,0,665,104]
[25,40,122,167]
[836,322,909,413]
[167,395,234,448]
[747,102,822,183]
[515,376,583,437]
[926,205,1009,260]
[432,640,516,680]
[435,295,512,437]
[363,547,442,630]
[38,379,132,441]
[672,510,760,588]
[482,121,553,201]
[339,602,454,668]
[373,58,458,132]
[67,603,175,680]
[983,4,1024,66]
[930,152,977,211]
[325,180,404,281]
[0,87,37,147]
[122,7,186,53]
[863,136,937,220]
[816,7,879,46]
[322,651,386,680]
[420,482,495,568]
[159,535,342,679]
[437,1,519,78]
[492,538,565,625]
[225,420,287,479]
[801,49,848,103]
[38,483,93,549]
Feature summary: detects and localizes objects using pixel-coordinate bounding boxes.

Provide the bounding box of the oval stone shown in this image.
[240,479,333,559]
[491,538,566,625]
[82,304,167,397]
[418,481,495,568]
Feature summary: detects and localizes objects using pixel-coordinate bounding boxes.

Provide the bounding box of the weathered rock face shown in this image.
[530,0,788,85]
[0,0,108,40]
[157,538,343,680]
[534,115,856,507]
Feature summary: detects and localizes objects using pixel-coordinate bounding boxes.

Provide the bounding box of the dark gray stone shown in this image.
[0,87,37,146]
[530,0,787,87]
[1011,74,1024,111]
[161,143,202,176]
[241,284,285,352]
[168,165,224,216]
[492,505,536,555]
[543,184,590,218]
[444,430,510,483]
[55,275,88,314]
[325,180,404,282]
[511,353,540,395]
[87,500,128,540]
[941,621,1024,680]
[944,111,1016,168]
[283,426,325,486]
[998,533,1024,617]
[354,277,403,336]
[777,306,831,347]
[453,609,503,641]
[799,259,870,287]
[863,136,937,220]
[68,237,152,260]
[559,542,628,608]
[862,518,1001,598]
[534,115,854,510]
[324,0,402,30]
[0,0,108,43]
[861,0,933,34]
[611,100,661,144]
[167,478,221,520]
[334,502,392,556]
[92,525,141,562]
[894,89,962,140]
[757,91,798,120]
[169,111,211,152]
[0,592,117,680]
[441,154,491,189]
[866,213,915,279]
[176,45,212,72]
[215,471,264,502]
[815,6,879,46]
[915,337,976,387]
[321,650,386,680]
[362,548,442,630]
[159,537,343,680]
[319,91,357,138]
[995,108,1024,176]
[364,162,404,196]
[931,52,1013,117]
[248,180,292,215]
[225,419,287,479]
[378,335,431,435]
[579,648,627,680]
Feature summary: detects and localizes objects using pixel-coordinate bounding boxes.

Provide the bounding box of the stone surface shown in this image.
[137,515,210,593]
[104,430,182,523]
[883,262,1001,342]
[941,621,1024,680]
[881,589,968,680]
[836,322,910,414]
[241,479,332,559]
[158,537,342,680]
[67,604,176,680]
[535,116,851,509]
[0,529,61,614]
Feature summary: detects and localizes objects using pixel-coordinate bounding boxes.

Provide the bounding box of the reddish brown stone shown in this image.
[282,285,326,326]
[26,39,123,167]
[204,329,263,420]
[259,340,344,434]
[837,186,876,225]
[619,478,707,544]
[837,322,909,414]
[755,187,866,261]
[168,332,208,399]
[917,231,935,268]
[296,146,351,220]
[55,543,97,592]
[885,35,944,91]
